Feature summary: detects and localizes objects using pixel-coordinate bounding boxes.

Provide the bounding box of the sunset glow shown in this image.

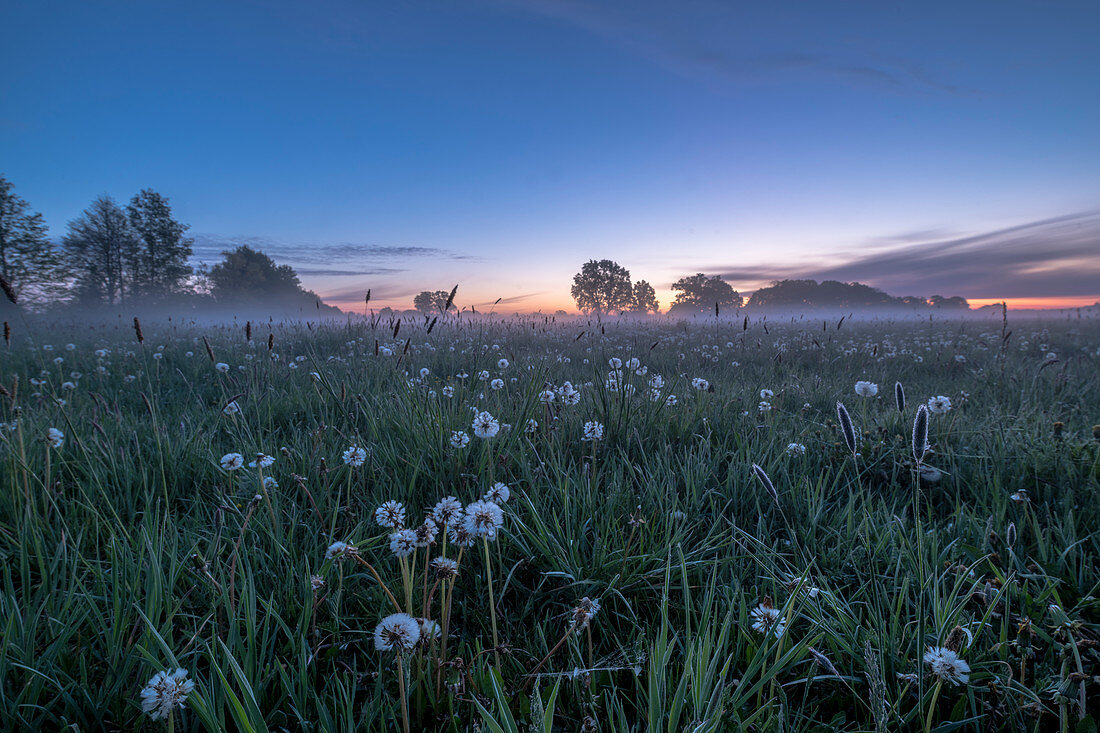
[2,1,1097,312]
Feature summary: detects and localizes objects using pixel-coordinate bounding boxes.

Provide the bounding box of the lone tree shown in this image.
[127,189,193,297]
[208,245,301,300]
[413,290,454,315]
[63,196,143,304]
[570,259,633,314]
[670,273,741,312]
[628,280,660,314]
[0,175,67,306]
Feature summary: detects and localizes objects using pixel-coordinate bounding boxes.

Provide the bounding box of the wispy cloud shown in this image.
[709,212,1100,299]
[493,0,972,96]
[294,268,405,277]
[191,233,482,270]
[472,291,547,307]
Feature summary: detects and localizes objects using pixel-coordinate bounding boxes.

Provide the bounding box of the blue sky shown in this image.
[2,0,1098,310]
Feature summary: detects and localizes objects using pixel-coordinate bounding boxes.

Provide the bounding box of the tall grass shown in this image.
[0,312,1097,731]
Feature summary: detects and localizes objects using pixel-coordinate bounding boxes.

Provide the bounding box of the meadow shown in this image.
[1,310,1098,732]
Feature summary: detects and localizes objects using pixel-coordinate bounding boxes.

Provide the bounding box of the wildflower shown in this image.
[325,541,357,560]
[854,381,878,397]
[471,411,500,439]
[923,646,970,686]
[310,575,326,591]
[431,496,463,525]
[263,476,279,490]
[432,557,459,578]
[374,613,421,651]
[418,618,442,640]
[691,377,709,391]
[449,430,470,448]
[222,400,241,416]
[557,382,581,405]
[464,499,504,539]
[749,599,786,638]
[220,452,245,470]
[248,452,275,469]
[539,388,556,403]
[524,418,538,433]
[215,362,230,373]
[342,445,368,467]
[482,482,510,504]
[447,521,476,548]
[571,597,601,630]
[1009,489,1029,503]
[389,529,417,557]
[760,388,774,399]
[490,378,504,390]
[608,357,622,369]
[497,358,509,369]
[375,500,406,529]
[139,668,195,721]
[758,400,772,412]
[442,385,454,397]
[582,420,604,441]
[786,442,806,456]
[927,395,953,415]
[46,428,64,449]
[414,519,438,547]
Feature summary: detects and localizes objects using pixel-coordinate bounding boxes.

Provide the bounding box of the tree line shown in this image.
[567,258,969,315]
[0,175,326,311]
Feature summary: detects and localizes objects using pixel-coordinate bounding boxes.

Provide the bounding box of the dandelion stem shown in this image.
[396,653,410,733]
[353,556,403,613]
[483,536,500,669]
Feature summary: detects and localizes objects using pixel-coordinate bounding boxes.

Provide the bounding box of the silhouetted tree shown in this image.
[670,273,741,311]
[413,290,453,315]
[208,245,301,300]
[0,175,67,306]
[628,279,660,314]
[929,295,969,309]
[63,196,142,304]
[570,259,633,314]
[748,279,970,310]
[127,189,193,297]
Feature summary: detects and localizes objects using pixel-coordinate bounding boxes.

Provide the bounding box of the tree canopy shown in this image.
[413,290,455,315]
[62,196,143,304]
[208,246,302,300]
[0,175,67,307]
[670,273,741,313]
[628,280,660,314]
[570,259,634,314]
[127,189,193,296]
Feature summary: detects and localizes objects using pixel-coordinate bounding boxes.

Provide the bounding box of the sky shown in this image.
[2,0,1099,312]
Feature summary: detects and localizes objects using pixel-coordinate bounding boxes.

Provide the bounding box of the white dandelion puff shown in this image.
[139,668,195,721]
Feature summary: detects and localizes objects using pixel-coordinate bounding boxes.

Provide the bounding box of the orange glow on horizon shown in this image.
[320,292,1100,315]
[966,296,1100,310]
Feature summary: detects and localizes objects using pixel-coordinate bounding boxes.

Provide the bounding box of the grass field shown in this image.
[1,311,1098,731]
